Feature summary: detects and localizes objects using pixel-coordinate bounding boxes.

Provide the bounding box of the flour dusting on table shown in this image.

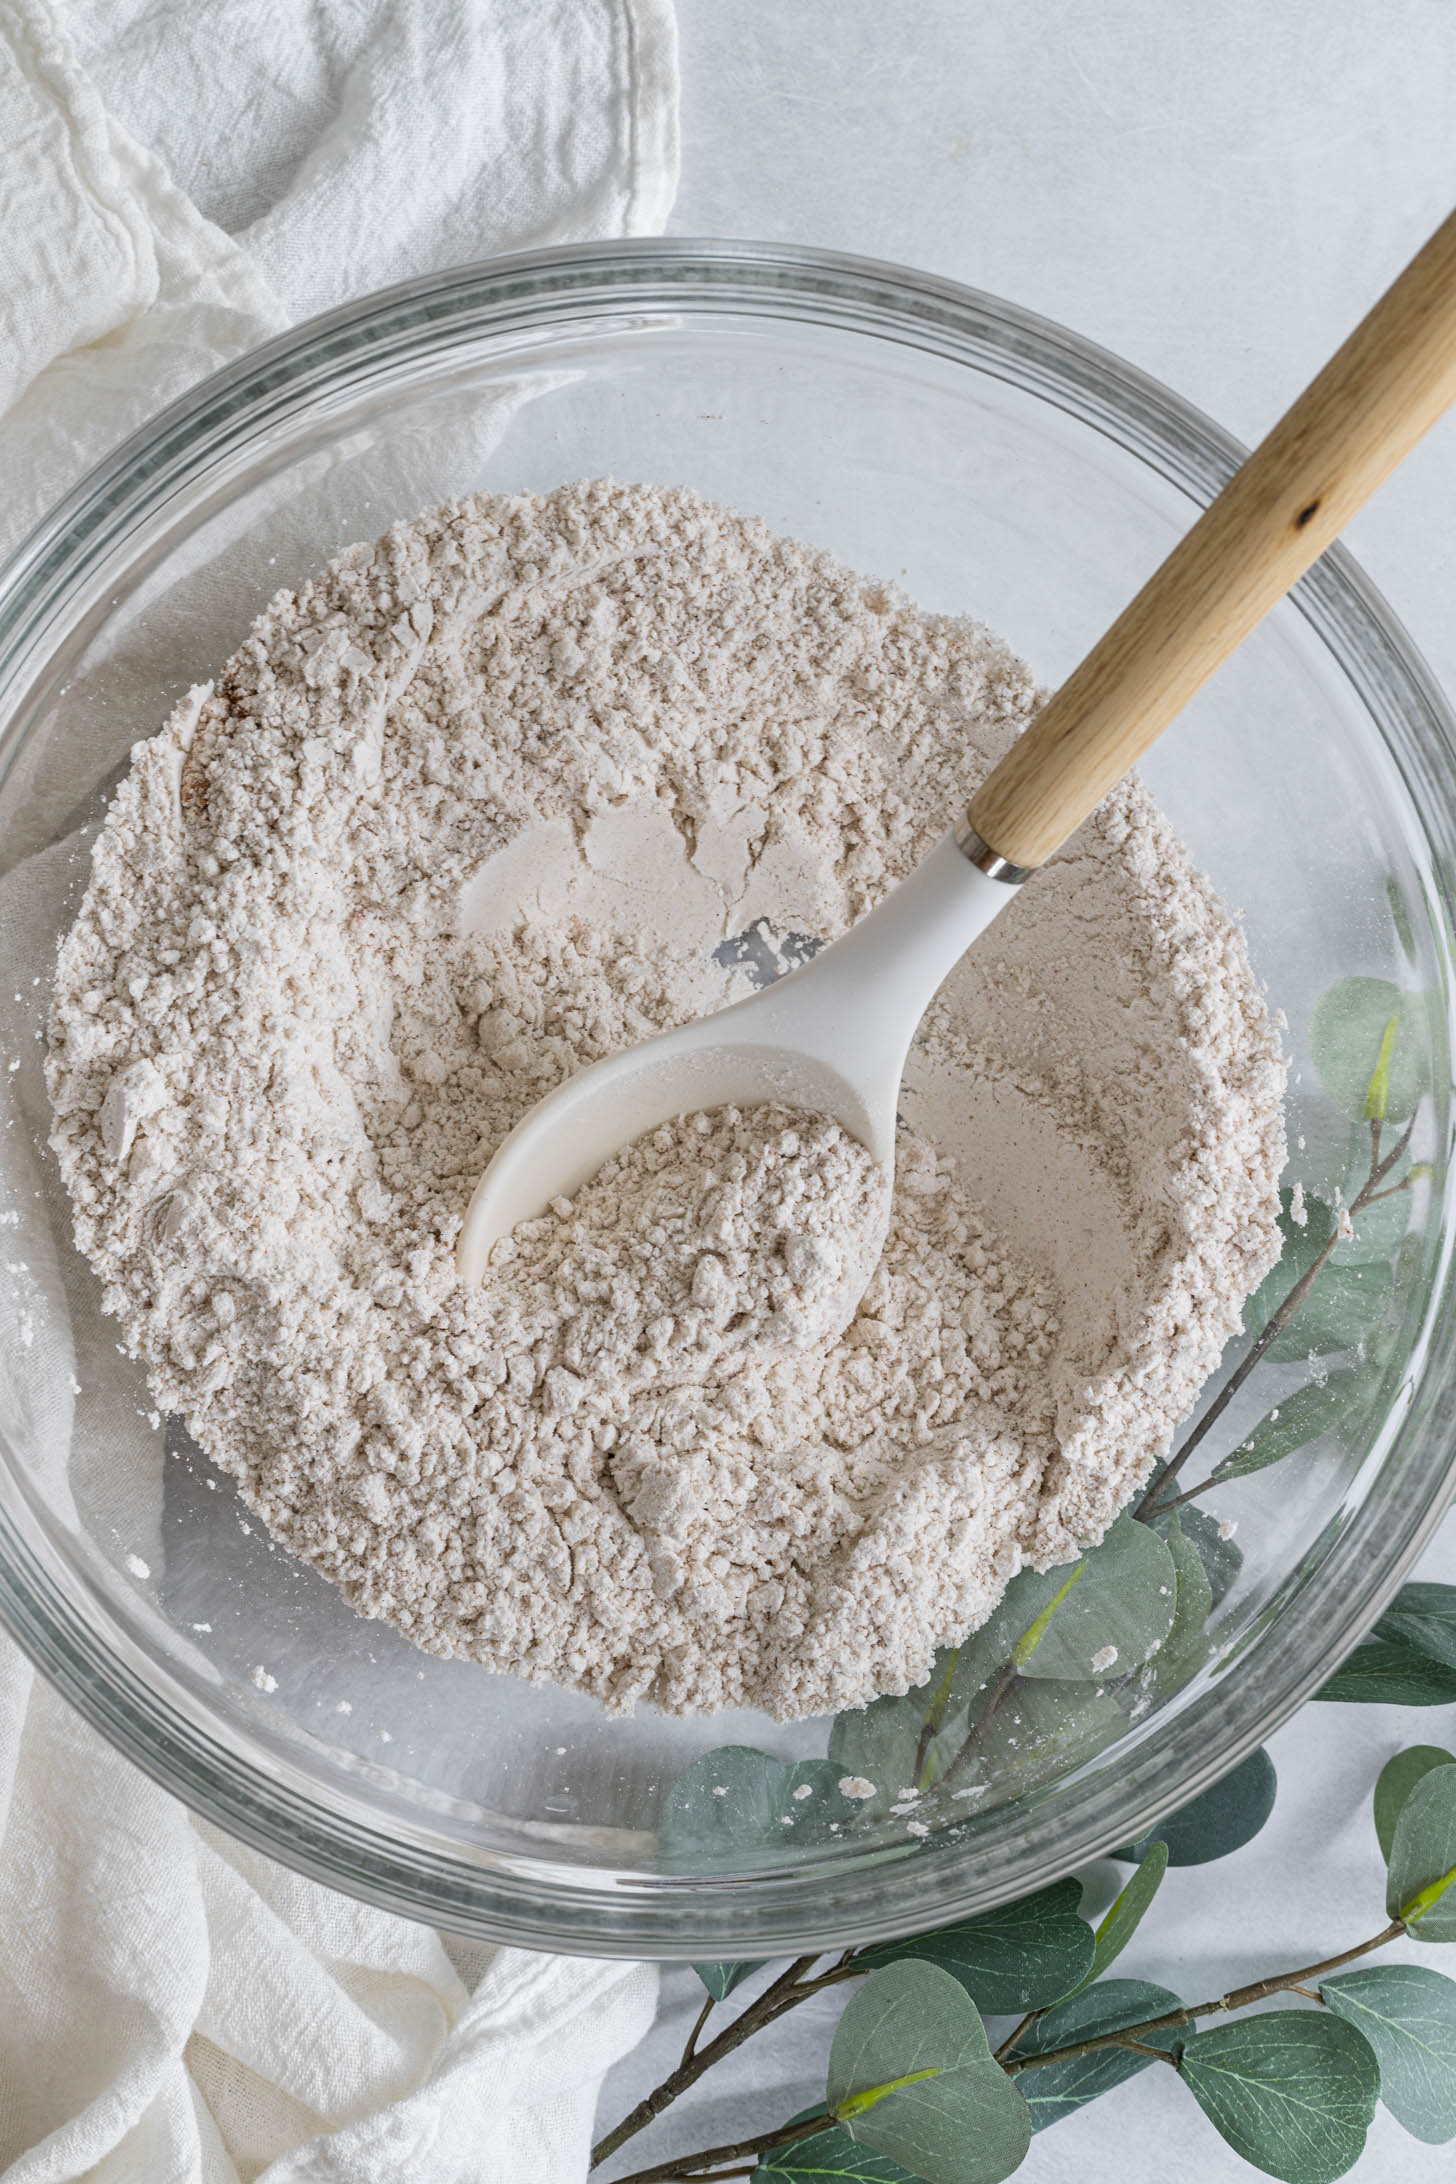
[46,480,1285,1718]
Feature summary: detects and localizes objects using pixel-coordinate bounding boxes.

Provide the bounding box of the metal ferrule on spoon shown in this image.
[459,203,1456,1289]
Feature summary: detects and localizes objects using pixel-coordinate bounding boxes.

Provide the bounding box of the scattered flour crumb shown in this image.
[250,1666,277,1693]
[1091,1645,1119,1673]
[124,1553,150,1581]
[838,1776,877,1800]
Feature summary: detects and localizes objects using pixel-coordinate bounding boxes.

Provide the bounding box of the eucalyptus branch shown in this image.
[680,1994,715,2071]
[937,1657,1021,1789]
[602,1924,1407,2184]
[604,2110,828,2184]
[1004,1919,1405,2076]
[1137,1113,1416,1522]
[590,1955,823,2167]
[993,2008,1039,2063]
[1133,1238,1338,1520]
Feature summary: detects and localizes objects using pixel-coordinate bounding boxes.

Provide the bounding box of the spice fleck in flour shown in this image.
[46,481,1285,1718]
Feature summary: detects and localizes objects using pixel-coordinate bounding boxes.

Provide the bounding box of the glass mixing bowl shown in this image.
[1,241,1454,1958]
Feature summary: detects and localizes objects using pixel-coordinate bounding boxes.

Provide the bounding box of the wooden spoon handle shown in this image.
[968,205,1456,872]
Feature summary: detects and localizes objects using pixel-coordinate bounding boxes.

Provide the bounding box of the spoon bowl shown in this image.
[456,834,1013,1282]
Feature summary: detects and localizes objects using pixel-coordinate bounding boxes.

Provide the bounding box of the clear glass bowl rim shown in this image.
[2,236,1455,1957]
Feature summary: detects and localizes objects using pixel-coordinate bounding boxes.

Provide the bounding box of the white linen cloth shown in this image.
[0,2,675,2176]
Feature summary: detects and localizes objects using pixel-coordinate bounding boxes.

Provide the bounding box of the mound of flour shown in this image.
[46,480,1285,1718]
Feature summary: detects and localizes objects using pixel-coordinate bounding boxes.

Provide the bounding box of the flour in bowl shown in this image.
[46,480,1285,1717]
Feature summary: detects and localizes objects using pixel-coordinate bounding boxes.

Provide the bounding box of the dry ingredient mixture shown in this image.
[46,481,1286,1719]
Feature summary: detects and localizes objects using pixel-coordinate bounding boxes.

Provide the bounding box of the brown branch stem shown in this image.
[1004,1920,1404,2076]
[1138,1119,1416,1523]
[591,1955,822,2168]
[1134,1235,1339,1519]
[938,1659,1022,1788]
[994,2008,1039,2063]
[604,2111,829,2184]
[680,1993,715,2072]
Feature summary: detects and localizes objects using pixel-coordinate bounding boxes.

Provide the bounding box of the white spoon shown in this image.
[458,205,1456,1288]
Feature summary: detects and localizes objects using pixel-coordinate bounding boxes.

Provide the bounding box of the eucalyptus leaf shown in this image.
[754,2107,919,2180]
[1141,1515,1215,1702]
[961,1674,1127,1802]
[829,1688,967,1803]
[1321,1965,1456,2144]
[1117,1746,1276,1866]
[1311,977,1430,1123]
[660,1747,859,1874]
[1176,2010,1380,2183]
[1066,1842,1169,1997]
[1170,1502,1244,1606]
[694,1958,763,2001]
[1013,1515,1176,1681]
[855,1876,1094,2014]
[1211,1373,1364,1484]
[1317,1640,1456,1707]
[1377,1583,1456,1672]
[1375,1748,1456,1863]
[826,1962,1031,2184]
[1387,1764,1456,1938]
[1013,1977,1183,2131]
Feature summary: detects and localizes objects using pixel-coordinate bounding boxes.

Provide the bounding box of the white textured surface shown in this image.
[595,6,1456,2179]
[0,5,675,2177]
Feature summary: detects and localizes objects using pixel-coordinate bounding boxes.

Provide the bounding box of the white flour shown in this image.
[46,480,1285,1718]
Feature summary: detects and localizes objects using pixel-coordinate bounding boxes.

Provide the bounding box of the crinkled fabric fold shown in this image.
[0,1,673,2174]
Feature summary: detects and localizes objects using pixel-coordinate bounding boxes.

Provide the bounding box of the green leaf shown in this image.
[1388,1765,1456,1937]
[694,1958,763,2000]
[826,1962,1031,2184]
[1169,1502,1244,1606]
[963,1675,1127,1800]
[1118,1746,1277,1866]
[1375,1749,1456,1863]
[754,2107,919,2181]
[1211,1372,1365,1483]
[829,1690,966,1803]
[837,2069,943,2121]
[1065,1842,1169,1998]
[659,1747,859,1874]
[855,1877,1095,2014]
[1364,1006,1401,1120]
[1177,2011,1380,2182]
[1013,1978,1183,2131]
[1012,1568,1083,1665]
[1311,977,1430,1123]
[1142,1515,1215,1702]
[1317,1641,1456,1707]
[1264,1260,1393,1363]
[1322,1965,1456,2144]
[1377,1583,1456,1672]
[1014,1515,1177,1682]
